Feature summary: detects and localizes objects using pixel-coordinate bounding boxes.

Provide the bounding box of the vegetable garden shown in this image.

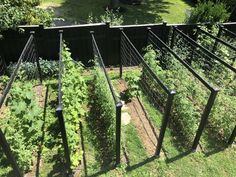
[0,22,235,177]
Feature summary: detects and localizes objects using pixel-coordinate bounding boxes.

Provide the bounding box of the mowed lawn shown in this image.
[40,0,194,24]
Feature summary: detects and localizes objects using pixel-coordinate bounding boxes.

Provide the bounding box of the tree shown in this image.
[0,0,53,32]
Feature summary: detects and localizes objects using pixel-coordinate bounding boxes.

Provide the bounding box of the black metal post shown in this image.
[228,125,236,145]
[115,101,122,165]
[30,31,43,84]
[119,28,123,78]
[170,27,176,49]
[192,90,219,150]
[156,91,175,156]
[0,129,23,177]
[212,26,223,53]
[56,108,72,175]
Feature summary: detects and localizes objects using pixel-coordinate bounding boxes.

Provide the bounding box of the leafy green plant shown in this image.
[0,0,53,32]
[124,73,141,100]
[174,29,236,141]
[0,81,43,171]
[7,59,59,80]
[87,9,124,26]
[142,45,209,145]
[61,44,87,168]
[186,1,229,23]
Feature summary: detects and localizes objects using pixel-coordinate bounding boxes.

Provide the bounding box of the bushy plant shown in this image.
[186,1,229,23]
[61,45,87,168]
[124,73,141,100]
[0,0,53,31]
[173,29,236,141]
[87,9,123,26]
[143,45,209,144]
[0,81,43,171]
[6,59,59,79]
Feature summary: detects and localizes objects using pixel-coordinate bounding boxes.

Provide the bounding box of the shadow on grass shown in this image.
[44,0,182,25]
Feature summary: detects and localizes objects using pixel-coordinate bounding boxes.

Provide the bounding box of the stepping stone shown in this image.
[121,112,131,125]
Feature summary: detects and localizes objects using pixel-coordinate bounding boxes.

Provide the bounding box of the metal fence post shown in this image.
[228,125,236,145]
[170,27,177,49]
[0,129,23,177]
[156,91,175,156]
[212,26,223,53]
[56,107,72,175]
[30,31,43,84]
[119,28,123,78]
[192,89,219,150]
[115,101,122,165]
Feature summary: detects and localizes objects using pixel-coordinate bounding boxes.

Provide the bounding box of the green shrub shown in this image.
[0,0,53,31]
[186,1,229,23]
[143,45,209,145]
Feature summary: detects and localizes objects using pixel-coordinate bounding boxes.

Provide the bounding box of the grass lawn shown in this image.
[40,0,194,24]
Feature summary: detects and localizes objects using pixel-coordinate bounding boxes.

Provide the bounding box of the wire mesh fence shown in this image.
[91,31,122,165]
[120,29,175,156]
[220,26,236,48]
[196,27,236,69]
[171,27,236,145]
[147,28,219,149]
[0,32,43,177]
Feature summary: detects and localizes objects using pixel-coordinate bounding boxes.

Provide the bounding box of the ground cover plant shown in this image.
[0,81,44,172]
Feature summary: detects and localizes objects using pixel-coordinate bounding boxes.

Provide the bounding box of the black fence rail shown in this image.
[196,27,236,69]
[120,29,176,156]
[147,28,219,150]
[91,31,123,165]
[0,32,42,177]
[170,26,236,145]
[56,30,72,175]
[219,26,236,48]
[171,27,236,73]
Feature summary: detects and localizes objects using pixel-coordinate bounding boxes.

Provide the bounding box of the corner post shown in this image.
[56,107,72,175]
[228,125,236,145]
[192,89,219,150]
[212,25,223,53]
[156,91,175,156]
[30,31,43,84]
[170,26,177,49]
[115,101,123,165]
[119,28,124,78]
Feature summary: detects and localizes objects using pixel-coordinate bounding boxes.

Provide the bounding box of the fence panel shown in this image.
[91,31,123,165]
[120,30,176,156]
[0,32,42,177]
[147,28,219,150]
[171,27,236,145]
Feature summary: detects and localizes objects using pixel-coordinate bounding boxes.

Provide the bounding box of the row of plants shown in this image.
[172,29,236,141]
[140,45,209,145]
[0,80,44,171]
[61,45,88,168]
[87,61,116,168]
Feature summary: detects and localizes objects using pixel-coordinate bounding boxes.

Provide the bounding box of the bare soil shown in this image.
[116,79,160,156]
